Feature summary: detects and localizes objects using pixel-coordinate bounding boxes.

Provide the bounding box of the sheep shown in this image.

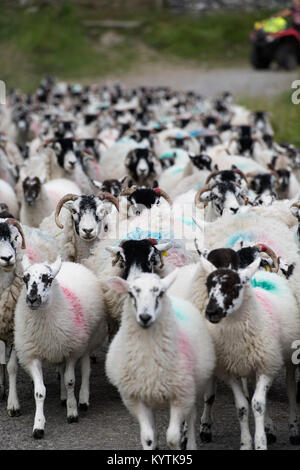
[39,192,120,263]
[197,256,300,449]
[14,255,107,438]
[0,179,19,219]
[0,218,27,415]
[105,271,216,450]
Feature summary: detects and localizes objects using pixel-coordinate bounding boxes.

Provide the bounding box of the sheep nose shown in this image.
[139,314,152,327]
[83,228,93,236]
[205,303,224,324]
[230,207,239,214]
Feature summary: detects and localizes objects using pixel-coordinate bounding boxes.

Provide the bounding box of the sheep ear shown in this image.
[22,254,31,271]
[92,179,103,191]
[200,255,216,275]
[232,237,244,251]
[161,269,178,291]
[239,257,261,284]
[119,175,127,186]
[50,256,62,278]
[106,276,129,293]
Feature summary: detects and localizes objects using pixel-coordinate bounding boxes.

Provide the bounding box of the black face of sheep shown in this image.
[189,154,212,171]
[125,148,157,183]
[127,188,160,211]
[52,138,78,172]
[78,138,101,162]
[22,177,42,206]
[98,176,127,198]
[202,257,260,324]
[276,168,290,192]
[0,220,26,271]
[108,239,164,280]
[249,173,276,195]
[199,181,245,216]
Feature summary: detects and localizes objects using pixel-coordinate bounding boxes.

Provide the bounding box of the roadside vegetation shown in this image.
[1,1,298,146]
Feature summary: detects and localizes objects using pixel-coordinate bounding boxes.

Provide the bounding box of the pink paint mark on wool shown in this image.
[25,246,40,263]
[178,329,192,374]
[167,249,187,268]
[254,290,279,336]
[61,286,86,330]
[90,160,102,180]
[253,231,283,258]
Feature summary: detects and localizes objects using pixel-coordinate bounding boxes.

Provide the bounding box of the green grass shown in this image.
[0,2,277,91]
[239,92,300,147]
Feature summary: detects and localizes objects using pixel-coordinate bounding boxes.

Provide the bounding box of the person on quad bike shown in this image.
[275,0,300,31]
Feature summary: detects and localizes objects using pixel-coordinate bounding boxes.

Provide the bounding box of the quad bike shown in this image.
[250,16,300,70]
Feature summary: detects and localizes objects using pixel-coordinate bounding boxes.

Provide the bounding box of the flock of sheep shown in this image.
[1,77,300,450]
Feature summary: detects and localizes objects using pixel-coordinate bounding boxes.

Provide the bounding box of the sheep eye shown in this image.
[42,274,51,285]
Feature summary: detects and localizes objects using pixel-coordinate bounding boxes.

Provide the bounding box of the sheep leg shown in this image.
[0,341,5,400]
[200,375,216,442]
[64,358,78,423]
[0,365,5,400]
[7,348,20,417]
[185,405,197,450]
[79,352,90,411]
[167,404,188,450]
[265,407,277,444]
[252,374,273,450]
[286,362,300,445]
[228,376,252,450]
[123,398,157,450]
[28,359,46,439]
[58,364,67,406]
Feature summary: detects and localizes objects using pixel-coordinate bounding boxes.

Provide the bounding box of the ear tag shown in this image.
[55,231,64,238]
[162,250,168,257]
[265,265,271,272]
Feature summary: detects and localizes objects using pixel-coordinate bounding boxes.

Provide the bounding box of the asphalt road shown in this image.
[0,346,298,450]
[97,63,299,98]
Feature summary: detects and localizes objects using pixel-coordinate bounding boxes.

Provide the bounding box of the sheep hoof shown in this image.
[33,429,44,439]
[266,432,277,445]
[7,408,21,417]
[296,382,300,404]
[79,403,88,412]
[180,437,187,450]
[60,399,67,407]
[290,435,300,445]
[67,415,78,424]
[200,431,212,443]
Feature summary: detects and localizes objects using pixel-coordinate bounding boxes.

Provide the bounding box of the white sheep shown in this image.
[168,253,300,449]
[105,271,215,450]
[14,256,107,438]
[20,177,82,228]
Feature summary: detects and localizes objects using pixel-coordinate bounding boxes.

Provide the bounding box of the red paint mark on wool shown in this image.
[90,160,102,180]
[61,286,86,329]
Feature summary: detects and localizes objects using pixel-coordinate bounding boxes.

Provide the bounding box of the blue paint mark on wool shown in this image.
[181,217,196,227]
[171,167,184,175]
[170,296,189,322]
[112,227,174,246]
[250,270,283,294]
[226,232,253,248]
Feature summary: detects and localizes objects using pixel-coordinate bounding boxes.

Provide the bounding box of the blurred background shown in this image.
[1,0,299,145]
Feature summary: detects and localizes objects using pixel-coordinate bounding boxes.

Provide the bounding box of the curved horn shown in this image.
[194,184,212,208]
[154,188,173,206]
[55,194,79,229]
[6,218,26,249]
[98,192,119,212]
[124,149,136,167]
[120,188,136,197]
[205,170,223,185]
[255,243,279,273]
[291,201,300,209]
